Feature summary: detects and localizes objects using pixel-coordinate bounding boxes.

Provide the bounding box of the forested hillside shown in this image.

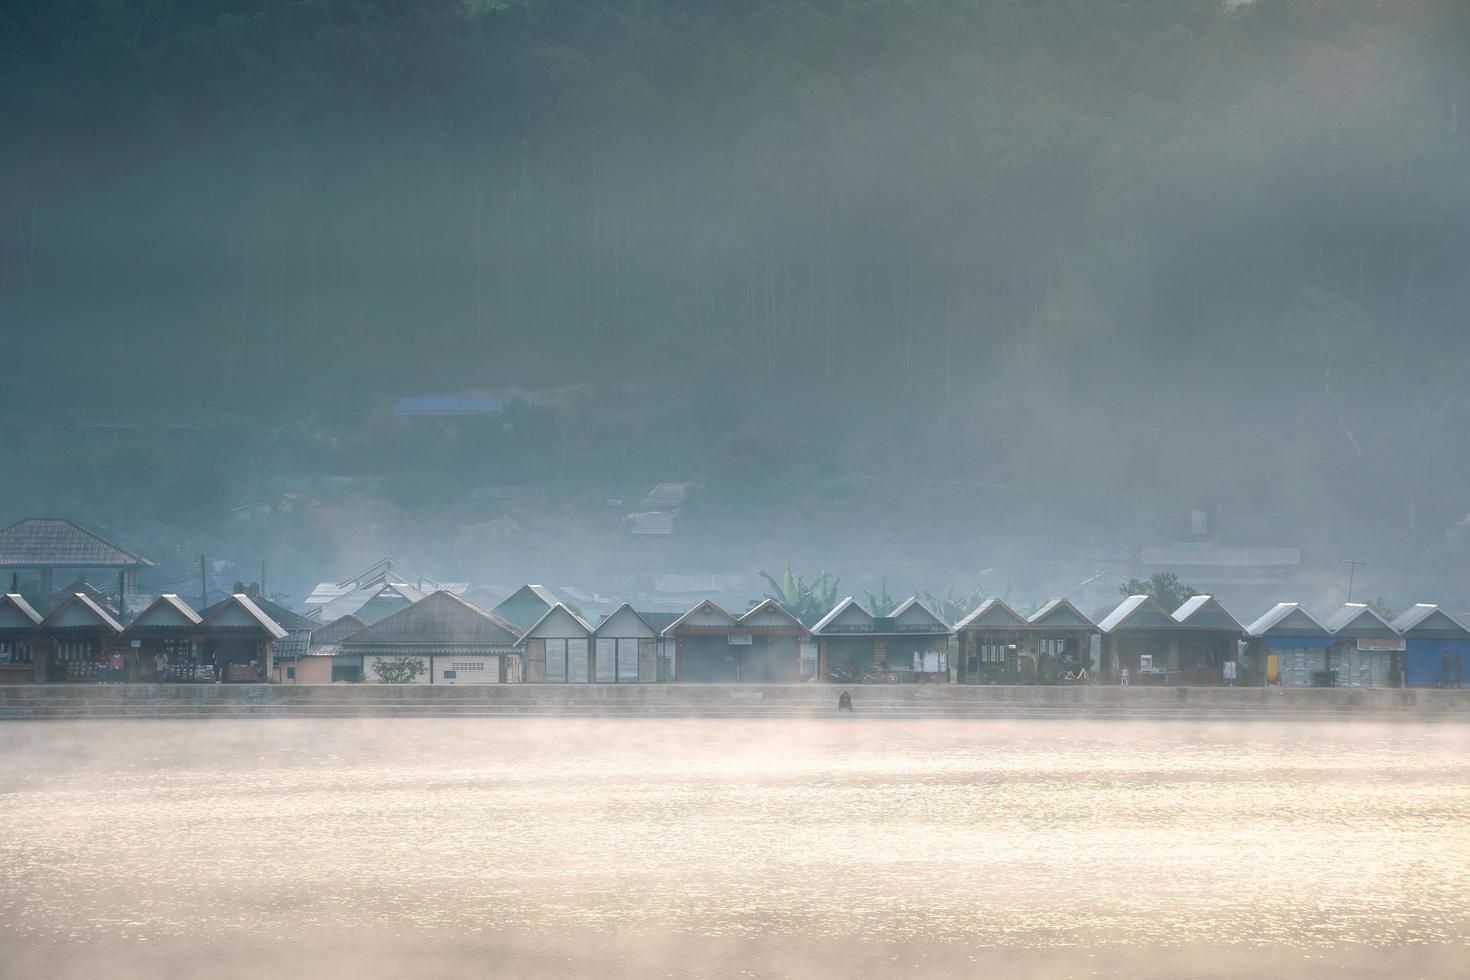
[2,1,1468,595]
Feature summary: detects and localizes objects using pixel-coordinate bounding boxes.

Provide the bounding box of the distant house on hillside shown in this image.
[305,558,466,621]
[394,395,528,417]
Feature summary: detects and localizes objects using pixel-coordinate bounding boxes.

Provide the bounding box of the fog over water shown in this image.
[2,719,1467,979]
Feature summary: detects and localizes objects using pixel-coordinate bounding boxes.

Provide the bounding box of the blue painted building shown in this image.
[1391,604,1470,687]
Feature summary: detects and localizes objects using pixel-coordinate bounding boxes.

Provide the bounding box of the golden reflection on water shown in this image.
[1,719,1467,978]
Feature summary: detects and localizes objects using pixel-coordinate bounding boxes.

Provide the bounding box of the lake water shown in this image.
[1,719,1467,979]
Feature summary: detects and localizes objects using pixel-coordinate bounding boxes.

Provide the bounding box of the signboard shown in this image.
[727,634,752,646]
[1357,638,1406,652]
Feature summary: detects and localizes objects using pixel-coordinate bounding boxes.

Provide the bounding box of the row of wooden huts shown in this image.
[4,578,1468,688]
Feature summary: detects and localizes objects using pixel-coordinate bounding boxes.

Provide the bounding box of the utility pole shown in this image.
[260,560,266,598]
[1341,559,1366,602]
[200,553,208,609]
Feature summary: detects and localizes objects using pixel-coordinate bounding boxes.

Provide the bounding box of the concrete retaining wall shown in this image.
[2,683,1469,721]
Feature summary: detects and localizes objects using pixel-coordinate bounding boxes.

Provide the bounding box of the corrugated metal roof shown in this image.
[309,615,369,646]
[516,603,595,646]
[954,598,1026,631]
[1097,594,1174,633]
[1245,602,1330,637]
[1323,603,1396,635]
[340,591,522,649]
[1026,598,1097,630]
[592,604,661,638]
[625,512,675,535]
[736,599,808,632]
[0,519,154,568]
[640,483,696,509]
[0,593,43,628]
[663,600,739,634]
[1170,595,1245,632]
[1389,603,1470,636]
[40,593,125,633]
[124,593,204,630]
[811,596,871,634]
[245,595,319,632]
[200,594,289,640]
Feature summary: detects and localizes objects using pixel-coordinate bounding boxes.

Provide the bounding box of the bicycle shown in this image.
[1055,666,1092,685]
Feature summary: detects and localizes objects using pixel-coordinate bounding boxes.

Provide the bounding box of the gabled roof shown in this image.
[0,518,153,568]
[0,593,43,630]
[201,594,289,640]
[125,594,204,631]
[1026,598,1097,631]
[1245,602,1330,637]
[954,598,1027,631]
[1171,595,1245,633]
[340,591,522,649]
[1323,603,1398,638]
[592,604,660,639]
[517,603,594,646]
[887,596,951,632]
[664,599,739,634]
[1389,603,1470,638]
[244,595,319,632]
[811,596,873,634]
[1097,595,1176,633]
[490,584,563,629]
[737,599,810,633]
[305,558,459,605]
[308,614,369,647]
[39,593,125,633]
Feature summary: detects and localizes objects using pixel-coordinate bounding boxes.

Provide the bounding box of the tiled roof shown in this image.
[0,519,154,568]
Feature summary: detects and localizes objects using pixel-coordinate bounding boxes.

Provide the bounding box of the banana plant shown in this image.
[759,565,842,625]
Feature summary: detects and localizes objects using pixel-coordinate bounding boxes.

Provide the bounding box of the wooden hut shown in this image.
[591,604,662,683]
[519,603,595,683]
[811,596,951,683]
[0,593,43,683]
[664,598,811,683]
[199,594,288,683]
[1169,595,1245,685]
[954,597,1098,684]
[122,594,206,682]
[36,592,125,682]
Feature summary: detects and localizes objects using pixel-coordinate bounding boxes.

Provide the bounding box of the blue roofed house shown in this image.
[1322,603,1402,688]
[1245,602,1333,688]
[1391,604,1470,687]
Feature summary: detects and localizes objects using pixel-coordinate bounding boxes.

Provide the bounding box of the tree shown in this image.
[759,565,841,625]
[1119,572,1197,611]
[371,656,427,684]
[1366,597,1398,621]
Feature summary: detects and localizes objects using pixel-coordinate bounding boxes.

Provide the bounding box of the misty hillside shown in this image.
[2,1,1468,607]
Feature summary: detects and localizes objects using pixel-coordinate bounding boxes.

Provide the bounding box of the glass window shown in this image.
[567,638,588,682]
[545,639,567,683]
[617,638,640,682]
[799,642,818,681]
[980,643,1009,664]
[596,638,616,682]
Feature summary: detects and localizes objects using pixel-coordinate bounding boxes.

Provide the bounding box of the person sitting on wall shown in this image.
[837,691,852,712]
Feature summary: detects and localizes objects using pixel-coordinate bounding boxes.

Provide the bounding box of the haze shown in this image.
[2,1,1468,607]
